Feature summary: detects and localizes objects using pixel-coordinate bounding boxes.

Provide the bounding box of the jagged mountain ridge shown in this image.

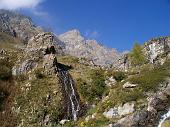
[0,9,42,43]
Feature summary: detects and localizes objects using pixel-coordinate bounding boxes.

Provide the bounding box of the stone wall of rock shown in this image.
[144,37,170,64]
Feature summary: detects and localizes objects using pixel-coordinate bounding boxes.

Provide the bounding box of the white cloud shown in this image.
[0,0,44,10]
[85,30,100,39]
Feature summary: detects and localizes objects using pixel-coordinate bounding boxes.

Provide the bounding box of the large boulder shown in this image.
[115,110,148,127]
[123,82,138,88]
[103,108,118,119]
[118,102,135,116]
[105,76,117,87]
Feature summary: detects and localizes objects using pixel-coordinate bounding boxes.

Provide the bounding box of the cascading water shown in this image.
[158,109,170,127]
[57,68,80,121]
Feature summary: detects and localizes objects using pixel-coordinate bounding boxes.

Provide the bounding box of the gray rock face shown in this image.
[58,29,121,67]
[118,102,135,116]
[105,76,117,87]
[43,54,57,75]
[113,53,130,71]
[103,108,118,119]
[144,37,170,64]
[0,9,42,43]
[13,32,60,75]
[12,59,38,75]
[115,110,148,127]
[27,32,64,55]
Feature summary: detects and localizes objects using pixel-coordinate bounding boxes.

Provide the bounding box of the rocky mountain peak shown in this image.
[59,29,85,43]
[59,30,121,67]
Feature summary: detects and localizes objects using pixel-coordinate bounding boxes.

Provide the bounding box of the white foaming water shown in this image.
[69,77,80,121]
[59,70,80,121]
[158,109,170,127]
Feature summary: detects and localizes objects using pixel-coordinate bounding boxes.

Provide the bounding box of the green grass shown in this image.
[161,119,170,127]
[129,60,170,92]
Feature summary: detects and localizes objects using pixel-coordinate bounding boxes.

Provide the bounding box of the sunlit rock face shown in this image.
[27,32,64,55]
[12,32,62,75]
[58,29,121,67]
[0,9,42,43]
[144,37,170,64]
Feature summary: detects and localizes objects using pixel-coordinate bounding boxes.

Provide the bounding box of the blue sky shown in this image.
[4,0,170,51]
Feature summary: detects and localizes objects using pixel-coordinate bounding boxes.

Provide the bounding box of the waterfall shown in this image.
[57,68,80,121]
[158,109,170,127]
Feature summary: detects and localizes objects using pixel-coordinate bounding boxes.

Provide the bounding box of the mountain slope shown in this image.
[0,9,42,43]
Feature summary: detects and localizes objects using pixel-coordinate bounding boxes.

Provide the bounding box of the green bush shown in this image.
[0,65,12,81]
[77,69,107,103]
[0,90,8,111]
[34,68,45,79]
[0,59,13,81]
[118,88,144,103]
[113,71,126,82]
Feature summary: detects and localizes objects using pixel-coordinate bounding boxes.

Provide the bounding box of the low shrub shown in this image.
[0,59,12,81]
[34,68,45,79]
[113,71,126,82]
[77,69,107,103]
[0,65,12,81]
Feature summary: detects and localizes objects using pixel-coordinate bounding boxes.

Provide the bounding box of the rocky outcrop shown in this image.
[27,32,64,55]
[103,108,118,119]
[12,59,38,75]
[114,79,170,127]
[105,76,117,87]
[118,102,135,116]
[144,37,170,64]
[58,29,121,67]
[114,110,148,127]
[123,82,138,88]
[113,53,130,71]
[12,32,61,75]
